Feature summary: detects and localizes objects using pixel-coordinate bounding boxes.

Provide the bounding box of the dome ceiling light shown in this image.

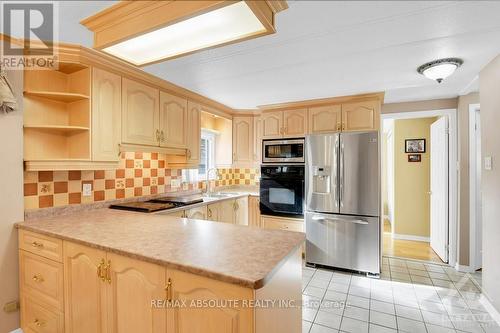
[417,58,463,83]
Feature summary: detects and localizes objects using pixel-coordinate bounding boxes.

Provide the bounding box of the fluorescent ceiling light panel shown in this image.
[103,2,266,66]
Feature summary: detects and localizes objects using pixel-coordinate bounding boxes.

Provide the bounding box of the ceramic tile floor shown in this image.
[302,257,499,333]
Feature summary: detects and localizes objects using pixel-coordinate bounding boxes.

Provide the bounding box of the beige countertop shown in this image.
[16,208,303,289]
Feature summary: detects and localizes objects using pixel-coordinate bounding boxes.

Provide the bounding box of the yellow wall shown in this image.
[393,117,437,238]
[381,133,389,216]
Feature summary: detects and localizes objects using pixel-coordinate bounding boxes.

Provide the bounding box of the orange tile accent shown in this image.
[143,160,150,168]
[125,178,134,188]
[158,160,165,168]
[135,169,142,178]
[54,181,68,194]
[134,187,142,197]
[105,179,115,189]
[39,195,53,208]
[69,193,81,204]
[69,171,81,180]
[116,169,125,178]
[151,152,158,160]
[150,186,157,195]
[151,169,158,177]
[143,178,150,186]
[94,170,105,179]
[125,159,134,168]
[135,152,143,159]
[116,189,125,199]
[38,171,53,182]
[24,183,38,196]
[94,190,105,201]
[158,177,165,185]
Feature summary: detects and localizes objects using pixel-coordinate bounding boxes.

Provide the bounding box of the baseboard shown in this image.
[479,294,500,326]
[454,263,474,273]
[392,233,430,242]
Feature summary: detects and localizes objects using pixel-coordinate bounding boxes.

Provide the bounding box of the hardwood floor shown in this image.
[383,220,444,264]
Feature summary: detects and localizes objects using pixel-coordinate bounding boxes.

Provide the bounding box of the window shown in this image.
[182,129,216,182]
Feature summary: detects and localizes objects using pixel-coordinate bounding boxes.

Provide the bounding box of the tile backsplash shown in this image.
[24,152,260,210]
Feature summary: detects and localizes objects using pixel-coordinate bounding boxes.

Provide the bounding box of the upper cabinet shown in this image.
[253,116,263,165]
[233,116,254,167]
[186,101,201,167]
[159,91,188,149]
[308,105,341,134]
[261,109,307,139]
[121,78,159,146]
[92,68,121,162]
[341,100,380,132]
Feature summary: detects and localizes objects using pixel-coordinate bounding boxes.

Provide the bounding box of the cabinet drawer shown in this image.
[19,230,63,262]
[21,294,64,333]
[20,250,64,311]
[261,216,304,233]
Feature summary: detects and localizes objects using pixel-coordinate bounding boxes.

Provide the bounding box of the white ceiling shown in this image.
[15,1,500,109]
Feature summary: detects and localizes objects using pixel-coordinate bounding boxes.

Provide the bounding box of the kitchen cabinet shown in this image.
[235,197,249,226]
[233,116,254,167]
[92,68,122,162]
[253,116,263,165]
[308,105,342,134]
[218,199,236,224]
[186,101,201,167]
[160,91,188,149]
[248,196,261,227]
[121,78,159,146]
[186,206,207,220]
[261,109,307,139]
[207,203,219,221]
[261,215,304,233]
[166,269,254,333]
[341,100,380,132]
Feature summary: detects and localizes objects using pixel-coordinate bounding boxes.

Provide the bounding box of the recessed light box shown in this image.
[81,1,288,66]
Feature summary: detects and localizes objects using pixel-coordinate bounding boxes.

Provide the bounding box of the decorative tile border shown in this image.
[24,152,260,210]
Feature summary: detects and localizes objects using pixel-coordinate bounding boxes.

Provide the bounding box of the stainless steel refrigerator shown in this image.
[305,132,380,275]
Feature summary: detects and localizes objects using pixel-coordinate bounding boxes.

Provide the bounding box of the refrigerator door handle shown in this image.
[311,215,369,225]
[334,138,339,207]
[339,141,345,207]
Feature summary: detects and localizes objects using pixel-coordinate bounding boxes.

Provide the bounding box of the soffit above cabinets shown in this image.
[81,0,288,66]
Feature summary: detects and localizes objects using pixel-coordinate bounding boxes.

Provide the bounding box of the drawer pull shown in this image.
[165,278,172,301]
[31,241,44,248]
[32,274,44,283]
[105,260,111,284]
[34,318,46,327]
[97,259,106,282]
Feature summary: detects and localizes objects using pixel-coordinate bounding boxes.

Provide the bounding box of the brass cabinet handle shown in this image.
[34,318,46,327]
[105,260,111,284]
[155,129,160,142]
[342,123,346,131]
[187,149,191,159]
[160,130,165,143]
[31,241,44,248]
[165,278,172,302]
[207,208,212,218]
[32,274,44,283]
[233,202,239,211]
[97,259,106,282]
[337,123,341,131]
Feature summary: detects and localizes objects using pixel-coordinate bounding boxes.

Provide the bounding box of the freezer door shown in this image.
[305,212,380,274]
[305,134,339,213]
[340,131,379,216]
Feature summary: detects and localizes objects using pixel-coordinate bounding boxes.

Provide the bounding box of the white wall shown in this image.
[479,54,500,312]
[0,64,24,329]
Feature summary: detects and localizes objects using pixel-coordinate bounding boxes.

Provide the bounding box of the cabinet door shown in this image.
[186,206,207,220]
[261,111,283,139]
[218,200,236,224]
[92,68,121,161]
[234,196,248,226]
[232,116,254,166]
[106,253,167,333]
[122,78,159,146]
[166,269,254,333]
[64,242,107,333]
[253,116,262,165]
[283,109,307,137]
[341,100,380,132]
[167,210,185,218]
[308,105,341,134]
[159,91,188,148]
[207,203,220,222]
[186,101,201,166]
[248,196,261,227]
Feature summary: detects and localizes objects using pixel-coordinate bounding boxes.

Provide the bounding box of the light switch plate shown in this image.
[82,183,92,196]
[171,179,181,188]
[485,156,493,170]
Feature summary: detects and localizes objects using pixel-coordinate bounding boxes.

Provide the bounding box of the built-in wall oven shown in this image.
[260,165,305,218]
[262,138,305,164]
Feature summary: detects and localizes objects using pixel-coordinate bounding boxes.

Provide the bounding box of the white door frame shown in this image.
[381,109,458,267]
[469,103,482,271]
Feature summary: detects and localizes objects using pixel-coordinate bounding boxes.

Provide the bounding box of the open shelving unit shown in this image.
[24,62,91,162]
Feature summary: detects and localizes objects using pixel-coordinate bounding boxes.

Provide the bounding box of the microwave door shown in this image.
[339,132,379,217]
[305,134,339,213]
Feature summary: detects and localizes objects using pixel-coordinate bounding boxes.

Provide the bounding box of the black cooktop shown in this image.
[109,201,177,213]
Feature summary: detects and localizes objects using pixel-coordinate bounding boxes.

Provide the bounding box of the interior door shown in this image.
[430,117,449,263]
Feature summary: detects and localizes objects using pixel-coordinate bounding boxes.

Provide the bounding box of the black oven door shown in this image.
[260,166,304,217]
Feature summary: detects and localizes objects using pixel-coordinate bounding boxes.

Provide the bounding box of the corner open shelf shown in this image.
[23,62,91,162]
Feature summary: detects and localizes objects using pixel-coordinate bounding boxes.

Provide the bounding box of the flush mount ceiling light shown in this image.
[417,58,463,83]
[81,1,288,66]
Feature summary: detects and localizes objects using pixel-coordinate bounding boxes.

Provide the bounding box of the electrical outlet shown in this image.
[171,179,181,188]
[3,300,19,313]
[485,156,493,170]
[82,183,92,196]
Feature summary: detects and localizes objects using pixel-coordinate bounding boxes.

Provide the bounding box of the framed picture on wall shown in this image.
[405,139,426,153]
[408,154,422,162]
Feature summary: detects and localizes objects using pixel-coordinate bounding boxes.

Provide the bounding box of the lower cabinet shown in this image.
[185,206,207,220]
[248,196,261,227]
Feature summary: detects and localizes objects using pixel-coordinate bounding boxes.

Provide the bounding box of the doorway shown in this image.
[469,103,482,271]
[381,109,458,266]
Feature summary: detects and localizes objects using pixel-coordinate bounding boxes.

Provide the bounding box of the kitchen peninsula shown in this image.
[17,208,304,333]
